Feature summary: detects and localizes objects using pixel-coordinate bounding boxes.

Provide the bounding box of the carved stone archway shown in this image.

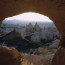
[0,0,65,65]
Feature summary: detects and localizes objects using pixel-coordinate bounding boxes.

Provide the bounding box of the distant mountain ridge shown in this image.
[2,19,56,28]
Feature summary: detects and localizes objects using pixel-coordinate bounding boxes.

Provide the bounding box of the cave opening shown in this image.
[0,12,61,61]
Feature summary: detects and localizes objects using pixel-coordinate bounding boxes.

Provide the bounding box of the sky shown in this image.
[5,12,52,22]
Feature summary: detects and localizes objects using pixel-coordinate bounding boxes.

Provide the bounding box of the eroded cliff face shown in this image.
[0,0,65,65]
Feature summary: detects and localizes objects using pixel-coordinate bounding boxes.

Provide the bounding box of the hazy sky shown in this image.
[5,12,52,22]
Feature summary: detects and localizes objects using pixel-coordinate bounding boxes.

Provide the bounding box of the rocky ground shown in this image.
[0,46,51,65]
[0,30,40,52]
[21,54,51,65]
[0,31,60,65]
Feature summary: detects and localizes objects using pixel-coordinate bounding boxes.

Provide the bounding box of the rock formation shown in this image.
[26,23,33,32]
[52,47,65,65]
[34,23,41,32]
[0,46,21,65]
[21,54,51,65]
[0,30,40,51]
[0,0,65,65]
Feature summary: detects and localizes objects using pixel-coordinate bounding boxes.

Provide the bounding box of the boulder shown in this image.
[0,46,21,65]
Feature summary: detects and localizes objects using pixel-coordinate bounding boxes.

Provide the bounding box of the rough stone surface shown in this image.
[21,54,51,65]
[52,47,65,65]
[0,46,21,65]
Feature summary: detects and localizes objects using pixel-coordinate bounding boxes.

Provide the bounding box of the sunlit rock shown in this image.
[34,47,53,55]
[21,54,51,65]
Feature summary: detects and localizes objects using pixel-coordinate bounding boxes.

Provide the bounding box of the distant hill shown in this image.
[2,19,56,28]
